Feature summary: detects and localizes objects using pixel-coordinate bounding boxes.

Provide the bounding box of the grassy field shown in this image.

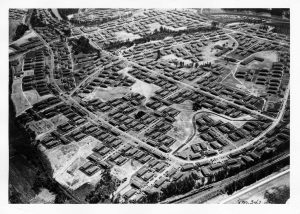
[11,92,31,116]
[9,20,21,43]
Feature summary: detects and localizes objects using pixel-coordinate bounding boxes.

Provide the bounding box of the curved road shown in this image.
[172,110,261,155]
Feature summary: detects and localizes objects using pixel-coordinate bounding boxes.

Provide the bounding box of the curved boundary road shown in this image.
[172,110,261,155]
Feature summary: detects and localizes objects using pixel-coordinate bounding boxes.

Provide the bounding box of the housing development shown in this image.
[9,8,290,204]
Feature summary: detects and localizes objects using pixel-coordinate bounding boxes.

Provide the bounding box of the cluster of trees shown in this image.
[270,9,289,17]
[9,185,22,204]
[30,9,46,27]
[47,9,57,19]
[171,60,210,69]
[57,9,79,20]
[259,24,269,31]
[30,10,72,38]
[270,22,290,35]
[70,12,133,27]
[223,8,289,17]
[61,28,71,38]
[69,36,98,54]
[224,156,289,195]
[104,25,218,51]
[140,174,198,203]
[13,23,29,41]
[264,185,290,204]
[85,168,120,203]
[32,167,69,203]
[160,174,196,201]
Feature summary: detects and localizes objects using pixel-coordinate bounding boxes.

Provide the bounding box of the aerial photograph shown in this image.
[9,8,290,204]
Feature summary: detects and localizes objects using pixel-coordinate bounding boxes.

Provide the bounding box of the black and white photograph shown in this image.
[8,7,291,205]
[3,0,300,212]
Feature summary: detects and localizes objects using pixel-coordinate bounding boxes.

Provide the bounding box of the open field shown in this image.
[9,20,21,42]
[115,31,141,41]
[87,87,131,102]
[42,136,102,190]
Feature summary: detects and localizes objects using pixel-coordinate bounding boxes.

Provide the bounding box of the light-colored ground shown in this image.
[27,119,53,136]
[130,79,160,102]
[148,22,187,33]
[221,73,249,91]
[244,81,266,97]
[201,39,235,63]
[10,30,36,47]
[132,9,146,17]
[24,90,52,106]
[162,54,192,65]
[115,31,141,41]
[9,20,21,43]
[169,109,193,142]
[30,188,56,204]
[51,9,62,20]
[243,51,278,70]
[49,114,69,127]
[11,92,31,116]
[203,8,226,14]
[204,193,228,204]
[208,114,254,128]
[67,14,74,20]
[120,67,160,102]
[11,78,23,94]
[111,159,143,181]
[235,50,278,96]
[169,103,194,150]
[11,78,31,116]
[23,69,35,76]
[84,86,130,102]
[42,136,103,190]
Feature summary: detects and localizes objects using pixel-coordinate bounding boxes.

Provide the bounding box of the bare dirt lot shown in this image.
[27,119,53,136]
[49,114,69,127]
[115,31,141,41]
[84,86,130,102]
[130,79,160,102]
[42,136,102,190]
[11,93,31,116]
[24,90,53,106]
[201,39,235,63]
[244,51,278,70]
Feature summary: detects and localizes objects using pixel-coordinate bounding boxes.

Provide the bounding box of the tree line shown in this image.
[70,12,133,27]
[103,25,218,51]
[13,23,29,41]
[138,173,198,203]
[57,9,79,20]
[30,9,46,27]
[69,36,98,54]
[224,155,289,195]
[85,168,120,203]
